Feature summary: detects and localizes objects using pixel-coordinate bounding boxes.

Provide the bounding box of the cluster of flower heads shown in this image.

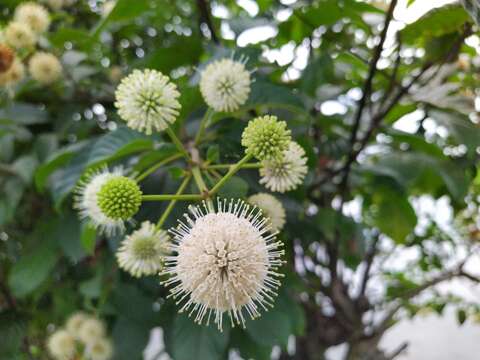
[47,312,113,360]
[0,1,62,88]
[73,57,310,330]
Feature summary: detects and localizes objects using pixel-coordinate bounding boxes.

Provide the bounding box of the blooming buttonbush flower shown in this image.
[116,221,170,277]
[14,2,50,33]
[47,314,113,360]
[28,52,62,84]
[163,199,285,331]
[74,168,142,236]
[260,141,308,193]
[85,337,114,360]
[241,115,291,161]
[47,329,76,360]
[199,58,251,112]
[0,58,25,86]
[248,193,286,231]
[115,69,181,134]
[4,21,36,49]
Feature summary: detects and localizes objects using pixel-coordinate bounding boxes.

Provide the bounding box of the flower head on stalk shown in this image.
[259,141,308,193]
[163,198,285,331]
[116,221,170,277]
[199,57,251,112]
[74,168,142,236]
[115,69,181,134]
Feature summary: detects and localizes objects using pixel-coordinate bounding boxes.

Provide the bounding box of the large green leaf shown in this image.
[247,80,305,113]
[112,317,151,360]
[0,103,48,125]
[8,230,58,297]
[48,127,153,209]
[401,4,471,43]
[361,152,470,202]
[367,185,417,244]
[167,314,230,360]
[429,109,480,156]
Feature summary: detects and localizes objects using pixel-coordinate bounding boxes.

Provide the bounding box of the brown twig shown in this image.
[196,0,219,43]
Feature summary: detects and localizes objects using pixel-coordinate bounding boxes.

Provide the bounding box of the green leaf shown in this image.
[0,103,48,125]
[8,231,58,297]
[87,126,153,166]
[247,79,305,113]
[56,212,87,262]
[0,178,24,226]
[218,176,249,198]
[361,152,470,202]
[0,312,28,358]
[107,0,150,22]
[245,294,293,348]
[12,155,38,184]
[49,127,153,209]
[143,35,203,73]
[231,329,272,360]
[112,284,154,325]
[167,314,229,360]
[429,109,480,156]
[206,145,220,163]
[301,54,335,97]
[35,140,88,192]
[113,316,150,360]
[368,186,417,243]
[401,4,471,43]
[79,272,102,299]
[457,309,467,325]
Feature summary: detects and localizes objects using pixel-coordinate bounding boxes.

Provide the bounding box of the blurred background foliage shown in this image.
[1,0,480,359]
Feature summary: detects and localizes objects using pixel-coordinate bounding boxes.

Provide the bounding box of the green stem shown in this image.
[156,175,191,229]
[191,166,209,193]
[166,127,191,161]
[135,153,182,182]
[210,153,253,195]
[142,194,202,201]
[206,162,261,170]
[191,166,214,210]
[194,108,214,145]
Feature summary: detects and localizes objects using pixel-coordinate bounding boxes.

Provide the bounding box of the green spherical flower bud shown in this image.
[241,115,291,161]
[97,176,142,220]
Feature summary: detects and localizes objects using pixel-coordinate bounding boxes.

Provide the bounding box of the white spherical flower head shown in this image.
[47,329,76,360]
[28,52,62,85]
[260,141,308,193]
[248,193,286,232]
[85,338,114,360]
[200,58,251,112]
[0,58,25,86]
[116,221,170,277]
[4,21,36,49]
[14,2,50,33]
[115,69,181,134]
[74,168,142,236]
[163,199,285,331]
[65,311,89,336]
[78,317,106,346]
